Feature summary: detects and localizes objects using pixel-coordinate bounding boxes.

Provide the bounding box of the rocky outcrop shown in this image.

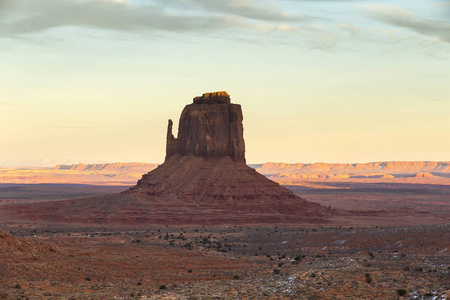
[124,91,331,220]
[165,91,245,162]
[0,230,62,254]
[1,92,332,225]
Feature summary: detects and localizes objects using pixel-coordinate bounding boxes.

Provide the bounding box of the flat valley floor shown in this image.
[0,183,449,299]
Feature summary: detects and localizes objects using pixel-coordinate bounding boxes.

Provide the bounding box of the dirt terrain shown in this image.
[0,168,449,298]
[0,224,448,299]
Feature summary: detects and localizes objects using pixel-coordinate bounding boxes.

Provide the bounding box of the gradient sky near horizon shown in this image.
[1,0,449,166]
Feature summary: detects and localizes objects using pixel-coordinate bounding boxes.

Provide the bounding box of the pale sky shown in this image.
[1,0,449,166]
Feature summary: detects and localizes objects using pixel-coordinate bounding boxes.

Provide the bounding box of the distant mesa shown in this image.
[53,162,158,173]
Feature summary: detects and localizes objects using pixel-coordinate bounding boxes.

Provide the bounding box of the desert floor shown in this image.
[0,183,449,299]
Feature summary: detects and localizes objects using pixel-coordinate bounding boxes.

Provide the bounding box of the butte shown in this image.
[1,92,332,225]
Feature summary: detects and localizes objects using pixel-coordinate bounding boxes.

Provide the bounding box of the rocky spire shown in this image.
[165,91,246,162]
[165,119,177,160]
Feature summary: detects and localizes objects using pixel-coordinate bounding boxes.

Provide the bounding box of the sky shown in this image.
[1,0,449,166]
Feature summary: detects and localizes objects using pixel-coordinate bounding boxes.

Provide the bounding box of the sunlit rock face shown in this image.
[166,91,245,162]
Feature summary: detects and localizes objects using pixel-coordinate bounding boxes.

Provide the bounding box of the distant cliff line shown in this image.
[254,161,450,173]
[53,162,158,172]
[54,161,450,174]
[1,161,449,185]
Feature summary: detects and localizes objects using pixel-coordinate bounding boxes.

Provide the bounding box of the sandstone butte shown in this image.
[1,92,332,225]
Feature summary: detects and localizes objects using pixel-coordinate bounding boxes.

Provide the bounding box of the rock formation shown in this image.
[123,91,330,222]
[0,92,332,225]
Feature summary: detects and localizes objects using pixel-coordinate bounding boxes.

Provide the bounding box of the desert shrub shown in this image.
[424,292,433,297]
[85,277,92,281]
[188,269,192,273]
[294,255,301,261]
[365,276,373,284]
[396,289,407,296]
[365,273,371,278]
[310,272,316,278]
[273,269,280,275]
[403,266,410,271]
[233,275,240,280]
[159,285,166,290]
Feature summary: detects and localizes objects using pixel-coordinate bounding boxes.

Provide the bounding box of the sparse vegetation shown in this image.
[1,224,448,299]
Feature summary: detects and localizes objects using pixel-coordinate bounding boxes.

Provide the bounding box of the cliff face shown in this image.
[165,91,245,162]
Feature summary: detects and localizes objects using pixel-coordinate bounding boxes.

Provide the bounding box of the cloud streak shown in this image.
[0,0,225,36]
[1,0,448,53]
[362,5,450,43]
[181,0,308,22]
[0,0,308,38]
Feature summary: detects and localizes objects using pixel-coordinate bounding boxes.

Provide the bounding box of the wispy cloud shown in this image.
[180,0,308,22]
[361,5,450,43]
[0,0,308,38]
[1,0,448,53]
[0,0,224,36]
